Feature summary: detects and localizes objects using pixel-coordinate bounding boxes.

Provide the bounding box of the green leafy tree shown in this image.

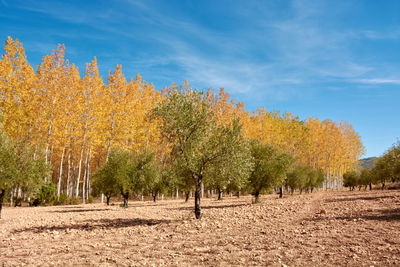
[248,140,293,202]
[13,140,49,205]
[343,170,360,190]
[93,148,159,207]
[305,167,324,192]
[360,167,373,190]
[286,165,308,194]
[92,161,120,205]
[0,130,17,218]
[0,130,49,218]
[34,182,57,206]
[152,89,248,219]
[372,155,392,189]
[133,150,160,203]
[164,160,195,202]
[92,149,131,207]
[204,139,253,200]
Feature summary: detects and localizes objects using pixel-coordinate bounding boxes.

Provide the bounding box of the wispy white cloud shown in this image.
[9,0,400,102]
[352,78,400,85]
[362,29,400,40]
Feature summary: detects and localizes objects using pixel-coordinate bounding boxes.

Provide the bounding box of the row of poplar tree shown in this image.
[0,37,364,219]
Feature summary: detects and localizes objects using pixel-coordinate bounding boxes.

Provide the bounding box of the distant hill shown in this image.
[359,157,377,168]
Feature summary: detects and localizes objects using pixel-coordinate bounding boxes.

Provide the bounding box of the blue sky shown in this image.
[1,0,399,158]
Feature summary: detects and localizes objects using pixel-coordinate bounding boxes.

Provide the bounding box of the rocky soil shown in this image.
[1,189,399,266]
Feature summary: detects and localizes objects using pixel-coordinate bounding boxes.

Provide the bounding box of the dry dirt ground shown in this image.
[1,189,399,266]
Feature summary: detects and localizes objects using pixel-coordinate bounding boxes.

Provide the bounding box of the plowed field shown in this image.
[1,189,399,266]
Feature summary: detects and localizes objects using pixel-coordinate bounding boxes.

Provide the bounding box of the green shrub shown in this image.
[68,197,79,205]
[35,182,57,206]
[87,196,93,204]
[54,193,68,205]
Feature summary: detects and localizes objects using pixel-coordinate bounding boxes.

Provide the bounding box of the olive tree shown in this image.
[93,148,159,207]
[286,165,308,194]
[0,131,49,218]
[286,165,324,194]
[152,89,249,219]
[343,170,360,190]
[372,142,400,188]
[204,139,253,200]
[248,140,293,202]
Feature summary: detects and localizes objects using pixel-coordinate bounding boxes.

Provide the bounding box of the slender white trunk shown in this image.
[70,156,75,197]
[82,150,89,204]
[45,114,54,164]
[66,152,70,197]
[57,147,66,200]
[87,150,91,201]
[106,117,115,162]
[75,124,87,198]
[176,188,179,200]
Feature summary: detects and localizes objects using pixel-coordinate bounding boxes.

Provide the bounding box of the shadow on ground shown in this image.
[169,202,249,211]
[308,208,400,222]
[12,218,171,234]
[324,195,394,203]
[50,209,112,213]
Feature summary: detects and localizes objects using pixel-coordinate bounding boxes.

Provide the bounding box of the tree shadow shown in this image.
[50,209,112,213]
[324,195,394,203]
[169,203,249,211]
[12,218,171,234]
[129,203,169,208]
[308,208,400,222]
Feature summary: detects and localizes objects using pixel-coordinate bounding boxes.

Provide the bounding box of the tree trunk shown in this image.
[0,189,5,219]
[369,183,372,190]
[382,182,385,190]
[87,150,91,201]
[279,187,283,198]
[82,150,89,204]
[75,147,85,198]
[57,147,65,200]
[123,193,129,208]
[106,195,110,206]
[105,117,115,162]
[218,189,223,200]
[9,187,14,207]
[185,192,190,202]
[153,194,156,202]
[254,191,260,203]
[195,179,202,219]
[45,113,53,164]
[66,152,71,197]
